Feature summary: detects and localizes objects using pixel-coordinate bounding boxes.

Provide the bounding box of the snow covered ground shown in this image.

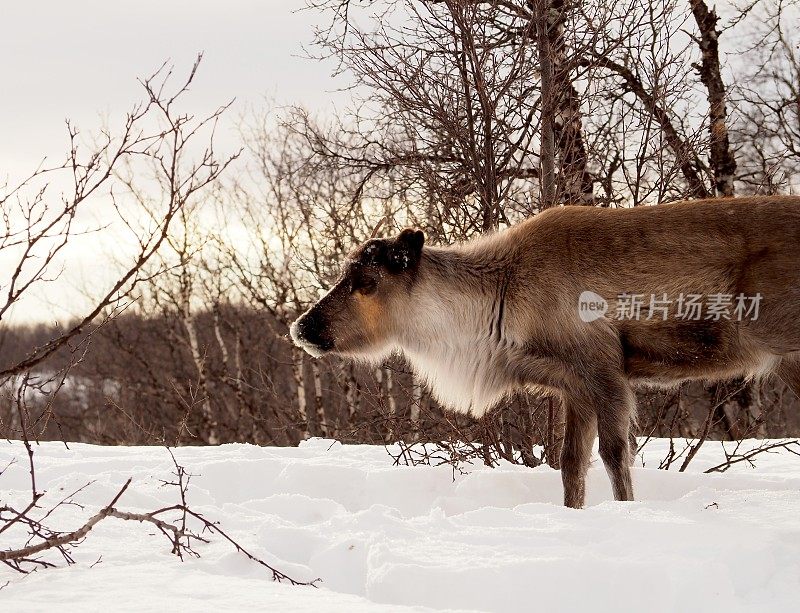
[2,438,799,612]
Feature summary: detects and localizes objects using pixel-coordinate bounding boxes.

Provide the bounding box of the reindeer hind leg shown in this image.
[596,381,637,502]
[560,407,597,509]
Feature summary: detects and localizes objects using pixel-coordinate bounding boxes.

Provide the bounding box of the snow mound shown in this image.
[2,438,799,612]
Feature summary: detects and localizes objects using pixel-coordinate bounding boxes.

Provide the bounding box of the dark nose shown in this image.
[293,309,334,351]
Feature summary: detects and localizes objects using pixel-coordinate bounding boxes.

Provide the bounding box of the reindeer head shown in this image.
[290,228,425,360]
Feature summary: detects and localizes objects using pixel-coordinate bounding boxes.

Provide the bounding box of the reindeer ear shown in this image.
[387,228,425,272]
[359,239,388,267]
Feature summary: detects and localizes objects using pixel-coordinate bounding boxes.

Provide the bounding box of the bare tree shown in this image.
[735,0,800,193]
[0,57,238,448]
[0,56,234,382]
[690,0,737,197]
[0,59,314,585]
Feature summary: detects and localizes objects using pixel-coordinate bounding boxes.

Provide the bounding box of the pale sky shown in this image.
[1,1,345,323]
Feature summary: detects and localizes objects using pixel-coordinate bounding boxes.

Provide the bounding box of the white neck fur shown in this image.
[392,249,515,417]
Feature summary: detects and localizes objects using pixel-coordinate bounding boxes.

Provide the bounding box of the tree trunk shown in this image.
[212,308,247,439]
[690,0,736,197]
[384,368,398,442]
[691,0,752,430]
[536,0,557,210]
[311,361,327,437]
[181,312,218,445]
[292,347,310,440]
[549,0,594,205]
[343,362,360,435]
[536,2,565,466]
[375,367,398,442]
[410,379,422,443]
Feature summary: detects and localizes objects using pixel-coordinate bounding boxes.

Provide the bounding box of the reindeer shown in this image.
[291,196,800,508]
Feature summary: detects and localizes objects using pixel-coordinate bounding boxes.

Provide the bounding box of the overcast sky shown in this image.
[1,1,345,323]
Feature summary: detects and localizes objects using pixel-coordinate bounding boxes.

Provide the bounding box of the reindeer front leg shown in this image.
[560,371,636,506]
[516,353,636,506]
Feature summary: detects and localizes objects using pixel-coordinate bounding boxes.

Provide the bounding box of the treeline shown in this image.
[2,309,798,454]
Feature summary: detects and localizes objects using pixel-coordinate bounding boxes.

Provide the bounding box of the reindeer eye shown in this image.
[351,274,378,296]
